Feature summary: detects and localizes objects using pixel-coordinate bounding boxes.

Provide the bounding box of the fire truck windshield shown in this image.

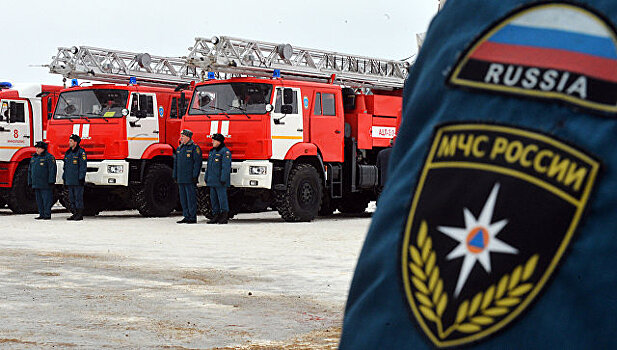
[189,83,273,116]
[54,89,129,119]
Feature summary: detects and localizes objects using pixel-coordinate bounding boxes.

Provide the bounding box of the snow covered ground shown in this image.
[0,205,373,349]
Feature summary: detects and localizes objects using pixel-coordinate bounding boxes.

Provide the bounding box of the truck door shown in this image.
[309,92,344,162]
[127,93,160,159]
[166,94,185,146]
[0,100,31,160]
[270,87,303,159]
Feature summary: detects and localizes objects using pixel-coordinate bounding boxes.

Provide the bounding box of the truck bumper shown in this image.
[199,160,272,189]
[56,160,130,186]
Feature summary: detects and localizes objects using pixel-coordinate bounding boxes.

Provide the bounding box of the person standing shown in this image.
[376,137,394,196]
[63,134,87,221]
[173,129,202,224]
[28,141,57,220]
[206,133,231,224]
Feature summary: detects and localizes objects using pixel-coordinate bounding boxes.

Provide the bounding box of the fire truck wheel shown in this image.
[6,164,38,214]
[318,193,336,216]
[135,163,178,217]
[197,186,213,219]
[277,163,322,222]
[338,194,370,214]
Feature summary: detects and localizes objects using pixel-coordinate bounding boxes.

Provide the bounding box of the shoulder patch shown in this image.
[448,2,617,115]
[401,123,600,347]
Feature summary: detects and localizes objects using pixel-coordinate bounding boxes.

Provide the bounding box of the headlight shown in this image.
[249,166,267,175]
[107,165,124,174]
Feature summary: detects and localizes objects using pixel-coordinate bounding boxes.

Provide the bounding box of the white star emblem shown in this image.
[437,183,518,297]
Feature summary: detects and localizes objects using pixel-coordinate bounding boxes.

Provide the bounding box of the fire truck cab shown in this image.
[0,83,62,213]
[183,77,401,221]
[47,83,189,216]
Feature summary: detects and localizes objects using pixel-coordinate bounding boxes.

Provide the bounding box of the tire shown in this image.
[338,193,370,214]
[7,164,38,214]
[276,163,322,222]
[135,163,178,217]
[197,186,213,219]
[61,187,101,216]
[196,186,236,219]
[318,192,336,216]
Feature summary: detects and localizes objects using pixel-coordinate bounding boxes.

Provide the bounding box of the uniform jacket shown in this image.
[205,145,231,187]
[28,151,57,189]
[340,1,617,349]
[63,146,87,186]
[173,141,202,184]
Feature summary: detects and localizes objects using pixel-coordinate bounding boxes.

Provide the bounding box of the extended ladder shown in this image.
[47,36,410,90]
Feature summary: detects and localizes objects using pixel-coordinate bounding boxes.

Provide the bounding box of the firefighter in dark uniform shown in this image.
[376,137,394,196]
[340,1,617,349]
[28,141,57,220]
[205,133,231,224]
[63,134,87,221]
[173,129,202,224]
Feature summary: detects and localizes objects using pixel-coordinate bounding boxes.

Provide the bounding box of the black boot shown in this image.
[35,215,44,220]
[177,218,189,224]
[207,213,220,224]
[67,209,77,221]
[73,209,83,221]
[218,211,229,224]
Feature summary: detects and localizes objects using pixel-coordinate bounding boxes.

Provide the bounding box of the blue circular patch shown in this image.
[303,96,309,109]
[158,106,164,117]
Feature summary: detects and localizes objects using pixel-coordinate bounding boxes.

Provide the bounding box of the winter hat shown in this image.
[69,134,81,143]
[35,141,48,150]
[181,129,193,138]
[212,133,225,143]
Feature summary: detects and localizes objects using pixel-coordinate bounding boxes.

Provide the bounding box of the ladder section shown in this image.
[47,46,201,87]
[186,36,409,90]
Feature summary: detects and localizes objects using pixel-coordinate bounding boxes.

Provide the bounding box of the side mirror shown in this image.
[283,88,293,105]
[128,115,140,126]
[64,104,76,115]
[180,93,187,114]
[281,104,293,115]
[265,104,273,112]
[121,108,129,116]
[200,94,212,106]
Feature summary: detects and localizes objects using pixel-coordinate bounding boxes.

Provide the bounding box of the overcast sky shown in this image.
[1,0,438,85]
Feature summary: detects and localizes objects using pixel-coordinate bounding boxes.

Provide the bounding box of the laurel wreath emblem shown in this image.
[408,220,539,339]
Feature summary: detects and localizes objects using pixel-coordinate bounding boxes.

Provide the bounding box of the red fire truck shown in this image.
[46,38,408,220]
[45,82,189,216]
[185,77,401,221]
[182,36,407,221]
[0,83,62,213]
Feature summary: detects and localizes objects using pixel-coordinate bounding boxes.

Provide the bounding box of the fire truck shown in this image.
[182,36,407,221]
[47,38,408,221]
[45,47,199,216]
[0,83,62,213]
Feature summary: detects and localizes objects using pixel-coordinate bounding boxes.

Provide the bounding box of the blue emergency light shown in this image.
[71,79,79,87]
[273,69,281,78]
[0,82,12,89]
[129,77,137,85]
[207,72,216,80]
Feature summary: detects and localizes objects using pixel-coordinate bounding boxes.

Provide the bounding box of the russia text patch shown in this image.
[400,123,599,347]
[449,2,617,114]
